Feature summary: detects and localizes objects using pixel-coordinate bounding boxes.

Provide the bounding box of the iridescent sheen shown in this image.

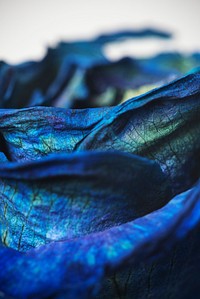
[0,71,199,194]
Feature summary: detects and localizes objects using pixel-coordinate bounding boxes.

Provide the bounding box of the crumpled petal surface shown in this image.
[0,151,171,251]
[0,71,199,194]
[77,71,200,194]
[96,182,200,299]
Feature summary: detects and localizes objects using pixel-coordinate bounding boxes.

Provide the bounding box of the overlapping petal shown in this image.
[0,71,199,194]
[0,28,171,109]
[0,151,171,251]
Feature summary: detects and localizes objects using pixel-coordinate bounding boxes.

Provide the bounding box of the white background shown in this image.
[0,0,199,63]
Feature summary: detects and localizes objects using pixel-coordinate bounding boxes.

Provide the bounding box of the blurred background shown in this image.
[0,0,199,63]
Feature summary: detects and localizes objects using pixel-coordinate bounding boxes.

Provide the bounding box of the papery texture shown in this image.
[0,71,199,194]
[0,151,171,251]
[77,71,200,194]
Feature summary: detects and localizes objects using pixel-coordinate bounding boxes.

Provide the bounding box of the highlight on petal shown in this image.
[0,151,171,251]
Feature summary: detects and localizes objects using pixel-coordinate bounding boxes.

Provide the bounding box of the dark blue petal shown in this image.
[97,182,200,299]
[94,28,171,44]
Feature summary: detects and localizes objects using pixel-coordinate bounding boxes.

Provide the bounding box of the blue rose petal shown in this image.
[0,151,171,252]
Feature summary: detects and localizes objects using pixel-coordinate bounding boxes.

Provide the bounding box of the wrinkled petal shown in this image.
[77,71,200,194]
[1,71,199,194]
[0,151,171,251]
[97,183,200,299]
[0,106,110,161]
